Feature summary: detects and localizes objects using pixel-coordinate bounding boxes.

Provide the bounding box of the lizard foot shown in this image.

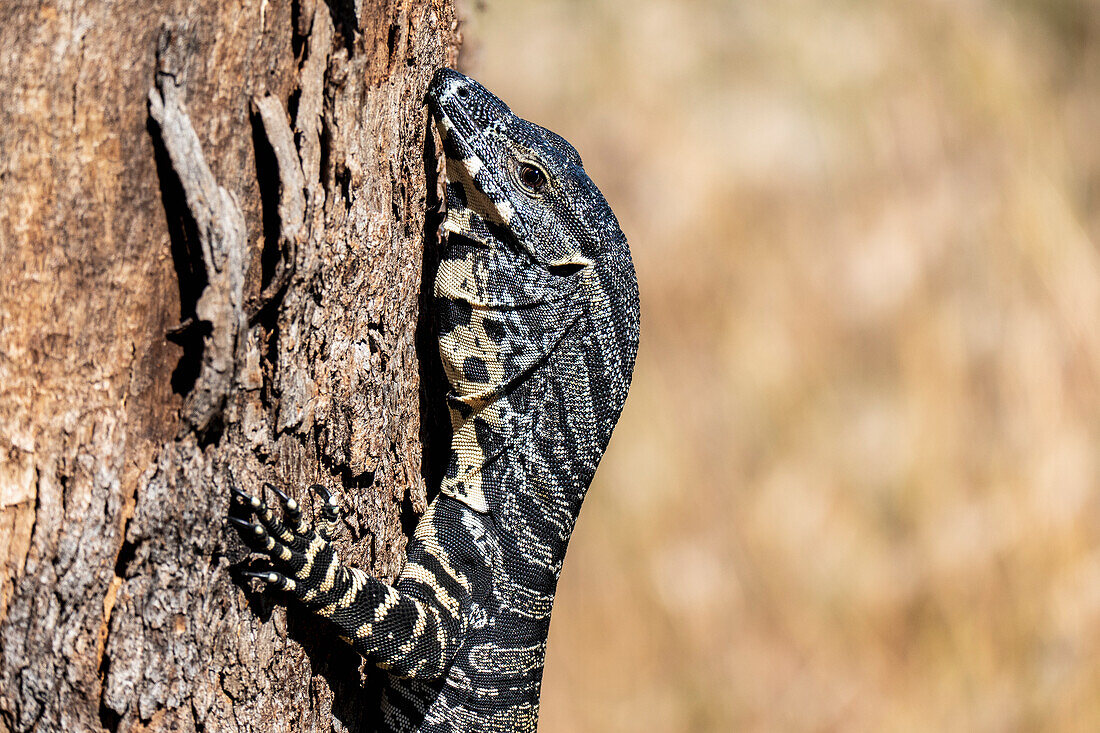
[230,483,344,604]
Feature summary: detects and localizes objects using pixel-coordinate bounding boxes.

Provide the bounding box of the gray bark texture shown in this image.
[0,1,460,730]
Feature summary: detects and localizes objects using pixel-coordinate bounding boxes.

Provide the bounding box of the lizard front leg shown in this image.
[231,484,485,679]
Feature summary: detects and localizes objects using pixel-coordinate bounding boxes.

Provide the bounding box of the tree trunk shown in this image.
[0,1,458,730]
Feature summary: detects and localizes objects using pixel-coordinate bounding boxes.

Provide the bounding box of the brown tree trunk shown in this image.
[0,1,458,730]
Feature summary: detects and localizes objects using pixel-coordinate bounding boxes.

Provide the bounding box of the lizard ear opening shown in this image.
[546,258,590,277]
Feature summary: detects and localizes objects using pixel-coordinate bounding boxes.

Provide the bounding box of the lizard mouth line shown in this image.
[432,103,483,161]
[427,76,497,171]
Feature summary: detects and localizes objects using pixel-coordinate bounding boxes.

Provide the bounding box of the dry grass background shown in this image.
[455,1,1100,730]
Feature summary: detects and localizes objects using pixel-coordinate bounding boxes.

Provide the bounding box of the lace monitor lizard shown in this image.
[231,68,640,732]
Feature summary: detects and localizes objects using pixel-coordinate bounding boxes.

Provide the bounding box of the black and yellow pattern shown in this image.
[232,68,639,732]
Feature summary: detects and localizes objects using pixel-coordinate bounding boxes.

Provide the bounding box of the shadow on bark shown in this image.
[321,0,360,54]
[416,116,451,507]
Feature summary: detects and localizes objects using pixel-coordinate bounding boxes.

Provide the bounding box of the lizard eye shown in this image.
[517,163,547,194]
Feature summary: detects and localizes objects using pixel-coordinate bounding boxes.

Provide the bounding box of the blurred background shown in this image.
[455,1,1100,730]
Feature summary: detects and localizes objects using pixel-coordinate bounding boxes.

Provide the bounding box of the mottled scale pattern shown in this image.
[232,68,640,732]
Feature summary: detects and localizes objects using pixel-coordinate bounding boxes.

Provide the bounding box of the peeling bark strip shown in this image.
[0,1,459,731]
[149,45,248,436]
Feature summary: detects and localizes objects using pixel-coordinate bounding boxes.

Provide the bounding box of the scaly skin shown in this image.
[232,68,640,732]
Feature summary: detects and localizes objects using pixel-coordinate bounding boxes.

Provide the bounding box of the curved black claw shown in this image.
[229,515,268,545]
[241,569,296,591]
[265,482,300,518]
[310,483,338,516]
[231,486,262,509]
[251,489,300,548]
[241,569,277,582]
[310,483,340,539]
[229,515,260,532]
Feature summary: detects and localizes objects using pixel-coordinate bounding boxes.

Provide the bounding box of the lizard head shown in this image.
[426,68,639,513]
[427,68,617,272]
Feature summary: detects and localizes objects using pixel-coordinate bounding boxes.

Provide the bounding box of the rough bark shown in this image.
[0,1,459,731]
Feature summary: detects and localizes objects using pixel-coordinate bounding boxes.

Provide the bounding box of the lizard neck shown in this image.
[434,228,639,559]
